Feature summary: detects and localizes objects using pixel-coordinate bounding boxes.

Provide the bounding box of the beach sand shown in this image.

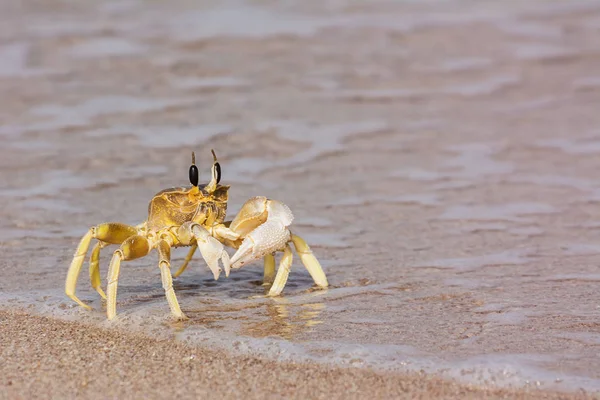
[1,311,589,400]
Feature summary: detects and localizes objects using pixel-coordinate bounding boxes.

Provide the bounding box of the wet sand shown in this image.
[0,310,589,400]
[3,0,600,397]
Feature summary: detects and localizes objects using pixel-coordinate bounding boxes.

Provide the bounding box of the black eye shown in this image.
[215,162,221,184]
[189,164,199,186]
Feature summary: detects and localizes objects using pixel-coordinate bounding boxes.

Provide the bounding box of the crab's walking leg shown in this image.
[173,244,197,278]
[263,253,276,286]
[106,251,123,320]
[268,244,293,296]
[65,230,94,310]
[157,240,187,320]
[106,235,151,320]
[291,234,328,288]
[65,223,138,310]
[89,241,107,299]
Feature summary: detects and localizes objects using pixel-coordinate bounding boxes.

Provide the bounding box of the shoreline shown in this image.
[0,310,591,400]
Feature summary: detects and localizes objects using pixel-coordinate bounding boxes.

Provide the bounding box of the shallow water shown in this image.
[2,0,600,393]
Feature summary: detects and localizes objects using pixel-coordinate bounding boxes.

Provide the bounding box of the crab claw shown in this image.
[192,225,231,279]
[230,200,293,269]
[223,253,231,277]
[230,221,291,269]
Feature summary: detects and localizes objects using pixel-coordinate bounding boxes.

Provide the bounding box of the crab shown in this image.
[65,150,329,320]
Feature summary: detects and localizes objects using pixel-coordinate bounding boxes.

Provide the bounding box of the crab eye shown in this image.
[214,162,221,184]
[189,164,199,186]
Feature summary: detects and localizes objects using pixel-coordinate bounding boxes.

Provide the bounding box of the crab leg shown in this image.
[264,238,328,296]
[89,241,107,299]
[65,223,138,310]
[157,240,187,320]
[173,244,197,278]
[65,229,94,310]
[106,251,123,320]
[263,253,276,286]
[291,234,328,288]
[267,244,293,296]
[106,235,151,320]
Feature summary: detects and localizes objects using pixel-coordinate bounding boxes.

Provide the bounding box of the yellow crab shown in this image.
[65,150,329,320]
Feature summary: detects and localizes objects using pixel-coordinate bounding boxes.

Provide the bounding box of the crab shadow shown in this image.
[116,259,319,306]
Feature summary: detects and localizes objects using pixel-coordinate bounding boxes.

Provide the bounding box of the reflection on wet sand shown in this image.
[154,270,328,340]
[241,298,325,340]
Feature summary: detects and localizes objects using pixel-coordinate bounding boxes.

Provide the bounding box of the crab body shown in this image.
[65,151,328,320]
[146,185,229,233]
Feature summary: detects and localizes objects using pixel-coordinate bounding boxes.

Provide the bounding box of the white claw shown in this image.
[205,255,221,280]
[230,237,255,269]
[229,199,294,270]
[194,228,230,280]
[230,220,291,269]
[222,251,231,277]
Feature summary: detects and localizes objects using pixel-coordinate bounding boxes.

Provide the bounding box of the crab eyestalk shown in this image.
[205,149,221,193]
[189,152,199,187]
[188,151,201,198]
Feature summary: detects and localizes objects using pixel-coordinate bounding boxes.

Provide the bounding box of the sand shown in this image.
[0,311,589,400]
